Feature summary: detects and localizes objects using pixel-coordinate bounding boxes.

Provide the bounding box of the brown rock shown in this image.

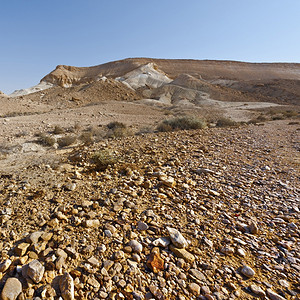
[59,272,74,300]
[14,243,30,257]
[146,247,164,273]
[169,244,195,264]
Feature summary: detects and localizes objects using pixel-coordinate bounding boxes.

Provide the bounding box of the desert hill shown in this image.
[42,58,300,86]
[36,58,300,107]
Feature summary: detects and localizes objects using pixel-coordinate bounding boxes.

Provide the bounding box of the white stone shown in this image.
[167,227,188,249]
[129,240,143,253]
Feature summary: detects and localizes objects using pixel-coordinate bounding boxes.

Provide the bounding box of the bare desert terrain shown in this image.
[0,58,299,300]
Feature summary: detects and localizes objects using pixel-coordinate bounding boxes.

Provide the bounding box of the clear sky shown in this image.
[1,0,300,94]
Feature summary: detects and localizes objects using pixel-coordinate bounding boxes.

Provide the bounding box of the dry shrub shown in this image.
[38,133,56,146]
[216,117,237,127]
[157,116,206,132]
[107,121,126,130]
[57,135,77,147]
[53,125,65,135]
[91,150,118,171]
[106,121,131,138]
[136,127,154,135]
[79,132,93,145]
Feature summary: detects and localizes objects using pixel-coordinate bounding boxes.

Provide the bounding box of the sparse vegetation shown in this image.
[1,111,41,118]
[53,125,65,134]
[106,121,131,138]
[91,149,118,171]
[216,117,238,127]
[57,135,77,147]
[107,121,126,130]
[157,116,207,132]
[79,132,93,145]
[38,133,56,146]
[136,126,154,135]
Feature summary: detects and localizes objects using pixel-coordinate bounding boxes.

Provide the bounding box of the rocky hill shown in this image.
[42,58,300,85]
[36,58,300,107]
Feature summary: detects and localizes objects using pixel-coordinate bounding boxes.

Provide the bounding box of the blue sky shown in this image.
[1,0,300,94]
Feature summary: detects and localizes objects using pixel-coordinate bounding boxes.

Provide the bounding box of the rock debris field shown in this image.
[0,120,299,300]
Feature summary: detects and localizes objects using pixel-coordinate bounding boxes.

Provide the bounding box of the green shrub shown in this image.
[38,133,56,146]
[57,135,77,147]
[216,117,237,127]
[91,150,118,171]
[157,116,206,132]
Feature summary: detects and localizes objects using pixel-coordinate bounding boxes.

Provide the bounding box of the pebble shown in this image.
[129,240,143,253]
[241,265,255,278]
[250,284,266,297]
[0,259,12,273]
[278,279,289,288]
[84,219,100,228]
[236,248,246,257]
[113,250,125,261]
[1,277,22,300]
[188,282,201,296]
[15,243,30,256]
[146,247,164,273]
[267,289,287,300]
[152,237,171,247]
[137,221,149,231]
[248,221,259,234]
[65,182,76,191]
[220,246,234,255]
[189,268,206,281]
[26,231,43,244]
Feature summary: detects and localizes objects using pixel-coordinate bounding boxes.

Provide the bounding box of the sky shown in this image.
[1,0,300,94]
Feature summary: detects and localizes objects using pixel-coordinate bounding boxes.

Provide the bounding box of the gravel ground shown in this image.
[0,120,299,299]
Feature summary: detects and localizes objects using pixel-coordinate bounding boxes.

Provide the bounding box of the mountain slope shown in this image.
[38,58,300,106]
[42,58,300,87]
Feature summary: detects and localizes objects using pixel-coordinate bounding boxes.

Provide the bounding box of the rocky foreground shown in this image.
[0,120,299,299]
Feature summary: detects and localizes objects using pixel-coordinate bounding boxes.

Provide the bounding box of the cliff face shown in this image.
[41,58,300,87]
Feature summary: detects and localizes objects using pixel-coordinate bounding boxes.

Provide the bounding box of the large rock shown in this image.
[167,227,188,248]
[169,244,195,264]
[27,260,45,283]
[1,277,22,300]
[59,272,75,300]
